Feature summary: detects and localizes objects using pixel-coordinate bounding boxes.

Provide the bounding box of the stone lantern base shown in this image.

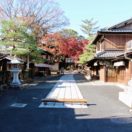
[10,68,21,88]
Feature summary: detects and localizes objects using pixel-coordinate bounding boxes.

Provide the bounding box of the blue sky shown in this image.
[56,0,132,36]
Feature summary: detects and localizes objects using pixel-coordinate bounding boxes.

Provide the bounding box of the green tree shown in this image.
[79,44,95,64]
[79,18,98,64]
[0,19,42,63]
[80,18,99,37]
[59,29,78,38]
[0,19,45,80]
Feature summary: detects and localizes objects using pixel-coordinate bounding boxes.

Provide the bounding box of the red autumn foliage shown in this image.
[40,33,88,61]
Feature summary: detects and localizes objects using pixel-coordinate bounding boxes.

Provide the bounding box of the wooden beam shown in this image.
[42,98,87,104]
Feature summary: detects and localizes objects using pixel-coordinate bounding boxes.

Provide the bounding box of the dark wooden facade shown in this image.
[95,33,132,52]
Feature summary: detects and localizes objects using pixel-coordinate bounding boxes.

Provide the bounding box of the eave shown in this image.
[91,32,103,44]
[91,30,132,45]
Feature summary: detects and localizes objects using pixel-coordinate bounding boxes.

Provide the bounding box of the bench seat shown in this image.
[42,98,87,104]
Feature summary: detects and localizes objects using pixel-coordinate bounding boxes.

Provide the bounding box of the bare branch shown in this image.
[0,0,69,36]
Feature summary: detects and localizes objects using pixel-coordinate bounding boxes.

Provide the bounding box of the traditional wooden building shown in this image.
[34,48,54,76]
[88,18,132,84]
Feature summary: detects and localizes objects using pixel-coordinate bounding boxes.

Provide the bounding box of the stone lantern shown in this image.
[9,57,22,87]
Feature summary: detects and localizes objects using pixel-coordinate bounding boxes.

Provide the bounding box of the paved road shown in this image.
[0,74,132,132]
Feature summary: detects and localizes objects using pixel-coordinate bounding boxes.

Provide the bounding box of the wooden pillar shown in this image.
[125,61,132,84]
[99,65,106,82]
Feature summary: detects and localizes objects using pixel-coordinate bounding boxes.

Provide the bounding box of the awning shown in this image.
[35,63,52,68]
[114,61,125,67]
[95,50,124,59]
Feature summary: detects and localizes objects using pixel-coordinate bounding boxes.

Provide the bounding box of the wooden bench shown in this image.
[42,98,87,105]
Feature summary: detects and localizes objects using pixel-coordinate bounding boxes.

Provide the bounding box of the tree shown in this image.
[60,37,88,61]
[79,44,95,64]
[79,18,98,64]
[0,0,69,37]
[0,20,35,55]
[40,33,61,57]
[40,32,88,62]
[58,29,88,61]
[59,29,78,38]
[0,19,44,69]
[80,18,99,37]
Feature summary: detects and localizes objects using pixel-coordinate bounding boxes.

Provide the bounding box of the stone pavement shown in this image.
[74,74,132,118]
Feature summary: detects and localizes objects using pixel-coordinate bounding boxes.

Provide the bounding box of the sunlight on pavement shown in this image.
[39,74,87,108]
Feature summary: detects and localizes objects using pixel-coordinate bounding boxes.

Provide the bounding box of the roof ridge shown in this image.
[108,17,132,30]
[105,49,124,51]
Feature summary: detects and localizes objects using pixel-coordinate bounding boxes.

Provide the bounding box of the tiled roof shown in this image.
[92,29,132,44]
[95,50,124,59]
[100,29,132,33]
[108,18,132,30]
[0,53,8,60]
[5,56,24,62]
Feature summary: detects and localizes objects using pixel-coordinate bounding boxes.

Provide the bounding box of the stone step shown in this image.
[119,91,132,108]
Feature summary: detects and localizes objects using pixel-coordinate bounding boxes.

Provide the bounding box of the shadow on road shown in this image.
[73,73,89,83]
[0,107,132,132]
